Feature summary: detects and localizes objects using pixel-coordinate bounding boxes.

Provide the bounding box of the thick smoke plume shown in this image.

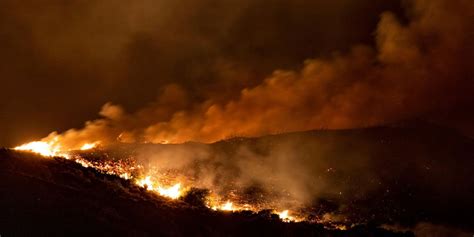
[36,0,472,149]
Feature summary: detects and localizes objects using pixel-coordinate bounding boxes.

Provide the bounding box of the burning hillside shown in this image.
[1,0,473,236]
[2,148,412,236]
[11,133,310,223]
[5,123,474,236]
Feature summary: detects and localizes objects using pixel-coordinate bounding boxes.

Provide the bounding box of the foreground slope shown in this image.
[0,149,409,236]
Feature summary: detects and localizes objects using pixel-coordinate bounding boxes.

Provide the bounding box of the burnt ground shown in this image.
[0,149,411,237]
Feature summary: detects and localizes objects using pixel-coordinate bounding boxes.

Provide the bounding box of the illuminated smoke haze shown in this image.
[26,0,473,149]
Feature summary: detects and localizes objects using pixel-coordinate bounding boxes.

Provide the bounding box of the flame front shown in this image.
[136,176,183,199]
[80,142,98,150]
[136,176,155,190]
[277,210,298,222]
[279,210,289,219]
[14,139,98,157]
[158,183,181,199]
[14,140,66,158]
[221,201,234,211]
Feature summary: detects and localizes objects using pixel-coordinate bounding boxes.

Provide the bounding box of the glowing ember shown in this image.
[80,142,97,150]
[157,183,182,199]
[75,158,91,168]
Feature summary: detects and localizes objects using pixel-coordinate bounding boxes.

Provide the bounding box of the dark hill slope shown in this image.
[116,123,474,231]
[213,125,474,229]
[0,149,409,237]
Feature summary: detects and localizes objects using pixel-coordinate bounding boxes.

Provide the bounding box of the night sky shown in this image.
[0,0,472,147]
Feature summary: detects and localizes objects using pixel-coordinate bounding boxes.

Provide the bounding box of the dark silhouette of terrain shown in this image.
[1,150,410,236]
[108,122,474,231]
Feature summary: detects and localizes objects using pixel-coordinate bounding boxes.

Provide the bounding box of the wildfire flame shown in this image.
[136,176,183,199]
[136,176,155,191]
[14,139,98,157]
[14,140,67,158]
[209,201,260,213]
[279,210,289,219]
[221,201,234,211]
[157,183,182,199]
[277,210,297,222]
[80,142,98,150]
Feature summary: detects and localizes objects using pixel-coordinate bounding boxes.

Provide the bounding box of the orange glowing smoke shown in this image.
[17,0,471,148]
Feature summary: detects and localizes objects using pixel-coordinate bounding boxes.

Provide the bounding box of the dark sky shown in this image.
[0,0,472,147]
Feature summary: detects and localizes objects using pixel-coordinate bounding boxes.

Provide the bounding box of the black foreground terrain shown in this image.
[0,149,411,237]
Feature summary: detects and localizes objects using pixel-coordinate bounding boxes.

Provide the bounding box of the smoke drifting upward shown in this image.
[39,0,473,149]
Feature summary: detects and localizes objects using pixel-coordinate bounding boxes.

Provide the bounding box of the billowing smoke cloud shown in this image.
[38,0,473,149]
[1,0,400,147]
